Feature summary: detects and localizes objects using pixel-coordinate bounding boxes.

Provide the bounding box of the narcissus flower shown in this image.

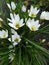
[7,13,25,30]
[22,5,27,12]
[0,30,8,38]
[40,11,49,20]
[26,18,40,31]
[7,1,16,11]
[28,6,40,17]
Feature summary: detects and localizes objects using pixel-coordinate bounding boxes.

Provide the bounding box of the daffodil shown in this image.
[28,6,40,17]
[21,5,27,12]
[0,30,8,38]
[7,1,16,11]
[7,13,24,30]
[26,18,40,31]
[40,11,49,20]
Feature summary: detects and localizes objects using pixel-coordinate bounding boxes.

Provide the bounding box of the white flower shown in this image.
[9,53,15,62]
[28,6,40,17]
[40,11,49,20]
[22,5,27,12]
[12,30,21,46]
[26,18,40,31]
[7,13,24,30]
[8,45,13,49]
[7,1,16,11]
[0,30,8,38]
[9,29,21,46]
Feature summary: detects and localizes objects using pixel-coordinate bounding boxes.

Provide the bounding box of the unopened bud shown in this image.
[41,39,46,43]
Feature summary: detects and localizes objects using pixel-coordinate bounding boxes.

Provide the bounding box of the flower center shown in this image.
[31,13,35,17]
[15,23,20,28]
[14,38,19,42]
[31,26,36,31]
[12,10,15,13]
[3,34,6,38]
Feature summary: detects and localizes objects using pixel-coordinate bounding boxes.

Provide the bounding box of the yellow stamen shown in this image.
[31,26,36,31]
[14,38,19,42]
[12,10,15,13]
[15,23,20,28]
[31,13,35,17]
[3,34,6,38]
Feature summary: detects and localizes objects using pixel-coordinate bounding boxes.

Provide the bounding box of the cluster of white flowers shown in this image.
[7,2,41,32]
[0,1,49,62]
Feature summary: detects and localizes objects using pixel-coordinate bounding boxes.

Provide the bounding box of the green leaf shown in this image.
[24,37,49,55]
[0,51,9,56]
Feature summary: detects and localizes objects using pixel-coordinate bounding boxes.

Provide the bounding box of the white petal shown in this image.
[9,54,14,62]
[8,38,11,41]
[30,6,33,12]
[7,18,12,22]
[8,45,13,49]
[20,19,23,24]
[20,19,25,26]
[22,5,26,12]
[7,3,11,10]
[7,13,15,23]
[11,29,17,34]
[13,42,18,46]
[8,23,18,30]
[26,18,31,27]
[11,2,16,10]
[10,13,14,20]
[14,14,20,22]
[36,9,40,14]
